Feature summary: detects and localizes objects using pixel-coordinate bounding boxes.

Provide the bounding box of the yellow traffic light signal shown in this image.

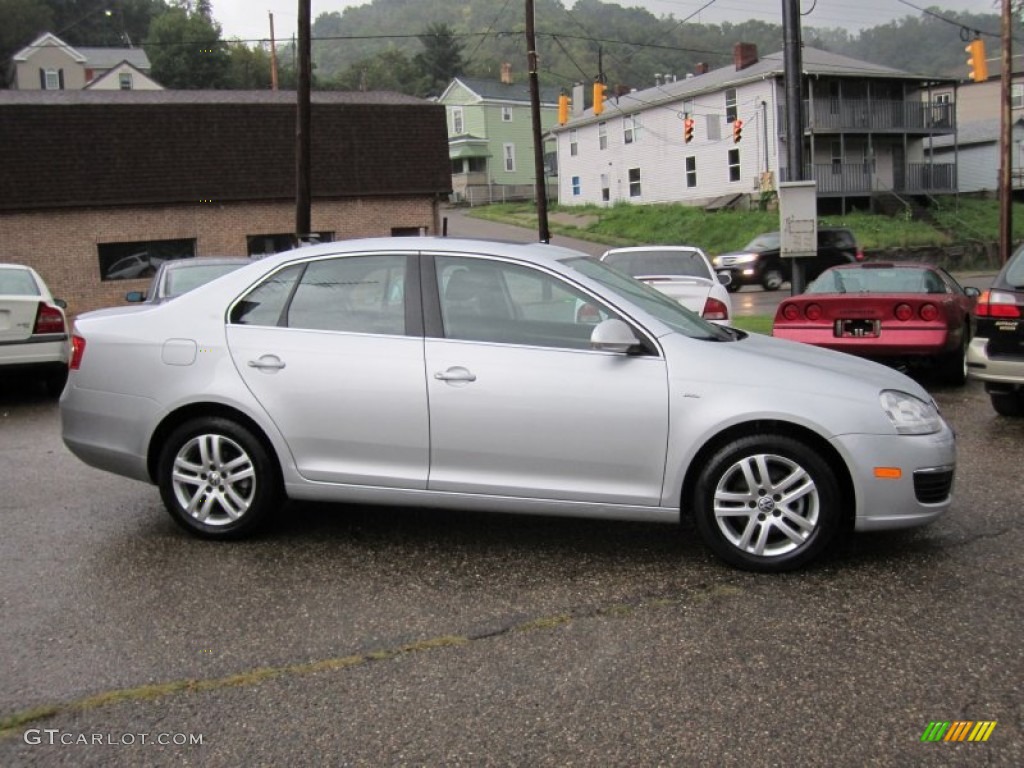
[732,118,743,143]
[593,81,607,116]
[966,39,988,83]
[684,116,694,143]
[558,93,570,125]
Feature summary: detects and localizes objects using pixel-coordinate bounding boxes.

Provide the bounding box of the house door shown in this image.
[892,144,906,192]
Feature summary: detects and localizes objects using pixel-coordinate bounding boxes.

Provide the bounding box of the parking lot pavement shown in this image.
[0,378,1022,766]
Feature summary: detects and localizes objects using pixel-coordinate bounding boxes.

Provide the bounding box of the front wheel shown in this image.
[761,266,785,291]
[692,434,843,572]
[990,391,1024,417]
[157,417,281,539]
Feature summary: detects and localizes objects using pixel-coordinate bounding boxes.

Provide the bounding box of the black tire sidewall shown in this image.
[693,434,842,572]
[157,417,280,539]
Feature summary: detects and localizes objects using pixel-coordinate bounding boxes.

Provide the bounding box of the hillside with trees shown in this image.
[0,0,1004,93]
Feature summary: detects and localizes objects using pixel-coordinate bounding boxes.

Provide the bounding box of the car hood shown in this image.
[664,329,935,414]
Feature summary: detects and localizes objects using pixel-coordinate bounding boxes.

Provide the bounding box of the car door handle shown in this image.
[434,367,476,383]
[248,355,286,371]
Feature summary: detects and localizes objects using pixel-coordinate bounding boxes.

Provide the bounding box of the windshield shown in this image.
[563,257,731,340]
[602,250,712,279]
[164,263,246,298]
[744,233,779,251]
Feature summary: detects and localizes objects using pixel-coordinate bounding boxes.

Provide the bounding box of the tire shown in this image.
[157,417,281,539]
[44,368,68,397]
[761,266,785,291]
[692,434,843,572]
[936,326,969,386]
[990,391,1024,418]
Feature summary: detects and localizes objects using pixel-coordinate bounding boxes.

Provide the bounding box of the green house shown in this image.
[438,65,561,205]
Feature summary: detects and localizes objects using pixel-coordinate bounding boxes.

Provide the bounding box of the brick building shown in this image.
[0,90,452,315]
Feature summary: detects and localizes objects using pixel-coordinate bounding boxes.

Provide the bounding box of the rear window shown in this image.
[819,230,855,248]
[603,250,711,279]
[1005,246,1024,288]
[0,269,40,296]
[744,233,779,251]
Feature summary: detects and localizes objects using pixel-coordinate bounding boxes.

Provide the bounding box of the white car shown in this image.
[61,237,955,572]
[0,263,69,395]
[600,246,733,323]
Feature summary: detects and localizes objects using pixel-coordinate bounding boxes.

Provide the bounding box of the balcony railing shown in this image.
[780,163,957,195]
[778,100,955,135]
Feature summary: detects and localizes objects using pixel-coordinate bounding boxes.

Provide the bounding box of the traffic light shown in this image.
[966,39,989,83]
[593,81,607,116]
[732,118,743,143]
[684,116,694,143]
[558,93,570,125]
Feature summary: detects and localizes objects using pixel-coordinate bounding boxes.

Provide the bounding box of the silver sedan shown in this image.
[60,238,956,572]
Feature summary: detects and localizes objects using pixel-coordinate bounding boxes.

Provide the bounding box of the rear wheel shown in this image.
[693,434,843,572]
[44,368,68,397]
[937,327,969,386]
[158,417,281,538]
[990,391,1024,417]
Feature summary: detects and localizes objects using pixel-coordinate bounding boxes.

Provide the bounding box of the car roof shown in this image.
[603,246,704,254]
[161,257,251,269]
[263,237,591,269]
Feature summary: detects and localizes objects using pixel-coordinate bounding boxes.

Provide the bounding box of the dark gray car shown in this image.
[126,257,250,304]
[713,228,863,291]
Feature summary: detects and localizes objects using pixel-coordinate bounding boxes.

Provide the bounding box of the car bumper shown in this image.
[0,336,69,370]
[60,383,157,483]
[832,425,956,531]
[967,336,1024,386]
[775,327,953,357]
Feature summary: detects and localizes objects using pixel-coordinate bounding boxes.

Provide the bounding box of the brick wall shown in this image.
[0,197,439,317]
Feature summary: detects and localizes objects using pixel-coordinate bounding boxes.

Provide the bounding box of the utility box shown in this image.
[778,181,817,259]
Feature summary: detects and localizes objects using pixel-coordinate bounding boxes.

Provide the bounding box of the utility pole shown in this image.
[526,0,550,243]
[269,12,279,91]
[782,0,807,293]
[1000,0,1013,263]
[296,0,312,243]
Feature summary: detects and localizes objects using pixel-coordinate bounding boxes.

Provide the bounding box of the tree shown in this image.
[413,22,463,95]
[0,0,53,86]
[225,41,272,89]
[145,5,229,88]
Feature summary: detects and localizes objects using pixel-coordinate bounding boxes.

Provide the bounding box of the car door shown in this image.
[226,253,430,488]
[423,253,670,506]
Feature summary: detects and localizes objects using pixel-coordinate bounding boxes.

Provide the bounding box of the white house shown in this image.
[11,33,158,91]
[927,118,1024,193]
[555,44,957,215]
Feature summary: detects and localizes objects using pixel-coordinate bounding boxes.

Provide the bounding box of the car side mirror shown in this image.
[125,291,144,303]
[717,271,732,287]
[590,318,641,354]
[54,298,67,309]
[964,286,981,298]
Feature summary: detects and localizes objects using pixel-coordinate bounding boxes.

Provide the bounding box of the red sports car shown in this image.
[772,262,980,384]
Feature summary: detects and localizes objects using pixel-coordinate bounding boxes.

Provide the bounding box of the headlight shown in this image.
[731,253,758,265]
[879,390,942,435]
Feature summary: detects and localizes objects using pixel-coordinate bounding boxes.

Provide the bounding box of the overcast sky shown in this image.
[211,1,995,44]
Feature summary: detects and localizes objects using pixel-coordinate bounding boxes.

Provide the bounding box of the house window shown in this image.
[628,167,641,197]
[598,122,607,150]
[728,149,740,183]
[572,176,581,196]
[725,88,737,123]
[601,173,610,201]
[685,156,697,188]
[502,106,513,122]
[451,107,464,134]
[569,129,578,157]
[706,114,721,142]
[119,72,133,90]
[623,114,641,144]
[831,141,842,174]
[43,69,61,90]
[1013,85,1024,110]
[934,92,952,105]
[247,232,333,257]
[98,239,196,281]
[503,143,516,172]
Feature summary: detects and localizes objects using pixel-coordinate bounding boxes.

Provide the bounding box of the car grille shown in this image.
[913,467,954,504]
